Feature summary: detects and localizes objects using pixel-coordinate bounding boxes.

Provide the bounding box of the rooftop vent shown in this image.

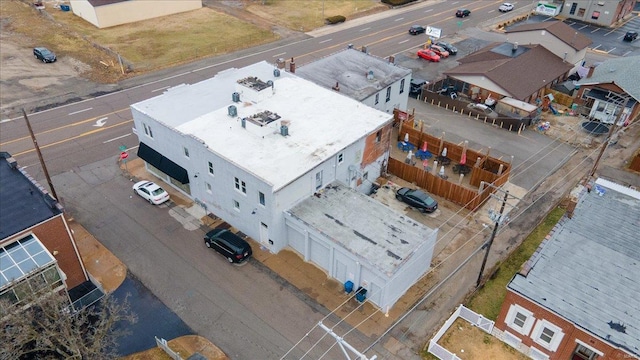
[367,70,374,81]
[237,77,271,91]
[232,92,240,102]
[267,80,273,88]
[228,105,237,117]
[512,42,518,52]
[274,68,281,77]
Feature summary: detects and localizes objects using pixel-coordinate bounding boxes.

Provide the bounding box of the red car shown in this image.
[429,44,449,58]
[417,49,440,62]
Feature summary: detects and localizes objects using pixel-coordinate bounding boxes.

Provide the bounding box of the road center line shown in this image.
[104,133,132,143]
[319,39,332,44]
[68,107,93,116]
[152,86,170,93]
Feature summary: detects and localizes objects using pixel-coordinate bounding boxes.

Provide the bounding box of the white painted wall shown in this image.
[361,74,412,113]
[506,32,588,68]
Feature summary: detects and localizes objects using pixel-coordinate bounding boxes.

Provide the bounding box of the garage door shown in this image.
[309,238,330,271]
[287,226,305,254]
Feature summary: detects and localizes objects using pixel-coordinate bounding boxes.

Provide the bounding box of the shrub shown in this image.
[381,0,418,6]
[325,15,346,25]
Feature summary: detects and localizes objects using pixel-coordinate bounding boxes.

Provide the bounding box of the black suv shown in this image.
[409,25,426,35]
[204,229,253,264]
[456,9,471,17]
[33,47,56,63]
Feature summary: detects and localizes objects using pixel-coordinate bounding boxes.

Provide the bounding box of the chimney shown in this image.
[289,57,296,73]
[511,42,518,53]
[388,55,395,64]
[332,82,340,91]
[587,65,596,78]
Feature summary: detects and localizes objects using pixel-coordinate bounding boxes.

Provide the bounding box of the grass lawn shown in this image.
[466,207,566,320]
[246,0,388,32]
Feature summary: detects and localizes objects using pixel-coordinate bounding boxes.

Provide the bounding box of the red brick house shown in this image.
[0,153,92,309]
[495,178,640,360]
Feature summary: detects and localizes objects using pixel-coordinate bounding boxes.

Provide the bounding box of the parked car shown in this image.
[132,180,170,205]
[409,25,426,35]
[467,103,499,119]
[204,229,253,264]
[409,78,428,98]
[499,3,514,12]
[429,44,449,58]
[435,41,458,55]
[624,31,638,41]
[417,49,440,62]
[33,47,56,63]
[455,9,471,17]
[396,188,438,213]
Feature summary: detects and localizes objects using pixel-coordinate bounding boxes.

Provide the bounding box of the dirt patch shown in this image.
[436,318,529,360]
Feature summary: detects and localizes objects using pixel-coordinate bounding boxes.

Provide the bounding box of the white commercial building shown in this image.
[130,61,435,309]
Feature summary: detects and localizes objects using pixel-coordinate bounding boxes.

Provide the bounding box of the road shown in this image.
[0,0,615,358]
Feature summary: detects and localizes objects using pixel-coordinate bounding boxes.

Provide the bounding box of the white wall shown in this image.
[506,32,587,67]
[361,74,412,113]
[69,0,99,27]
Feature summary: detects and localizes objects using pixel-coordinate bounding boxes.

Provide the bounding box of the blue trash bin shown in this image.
[355,287,367,303]
[344,280,354,294]
[60,4,70,11]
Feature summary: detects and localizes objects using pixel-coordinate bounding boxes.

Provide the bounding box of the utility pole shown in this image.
[476,183,521,287]
[22,108,58,200]
[317,321,377,360]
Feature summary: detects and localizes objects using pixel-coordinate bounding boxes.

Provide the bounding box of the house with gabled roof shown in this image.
[505,21,592,70]
[575,56,640,124]
[443,43,573,104]
[494,178,640,360]
[69,0,201,28]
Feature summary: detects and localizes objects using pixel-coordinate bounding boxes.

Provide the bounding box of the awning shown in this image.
[137,142,189,184]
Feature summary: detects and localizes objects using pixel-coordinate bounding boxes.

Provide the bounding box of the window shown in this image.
[400,79,405,94]
[143,123,153,138]
[205,182,212,193]
[569,2,577,15]
[337,153,344,164]
[234,177,246,194]
[183,147,190,158]
[591,11,600,20]
[376,130,381,142]
[375,93,379,105]
[363,172,368,180]
[505,304,535,336]
[315,170,323,190]
[208,161,214,175]
[532,319,564,351]
[259,191,265,206]
[572,341,602,360]
[386,87,391,102]
[233,199,240,210]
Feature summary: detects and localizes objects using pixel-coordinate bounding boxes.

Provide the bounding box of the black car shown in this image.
[204,229,253,263]
[396,187,438,213]
[624,31,638,42]
[455,9,471,17]
[409,25,426,35]
[409,78,428,98]
[33,47,56,63]
[435,41,458,55]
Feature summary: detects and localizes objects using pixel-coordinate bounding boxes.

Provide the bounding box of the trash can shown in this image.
[60,4,70,11]
[355,287,367,303]
[344,280,354,294]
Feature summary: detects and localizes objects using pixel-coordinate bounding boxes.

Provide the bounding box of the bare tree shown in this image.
[0,289,137,360]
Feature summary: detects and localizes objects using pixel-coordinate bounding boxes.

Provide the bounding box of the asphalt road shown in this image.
[0,0,628,358]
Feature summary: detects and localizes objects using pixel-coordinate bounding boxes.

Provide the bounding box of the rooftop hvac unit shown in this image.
[267,80,273,88]
[228,105,237,117]
[241,118,246,128]
[273,68,281,77]
[280,125,289,136]
[232,92,240,102]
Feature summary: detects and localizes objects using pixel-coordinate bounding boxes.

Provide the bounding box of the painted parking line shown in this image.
[592,44,602,50]
[590,28,600,33]
[607,47,617,53]
[604,29,617,36]
[622,50,633,57]
[579,25,589,30]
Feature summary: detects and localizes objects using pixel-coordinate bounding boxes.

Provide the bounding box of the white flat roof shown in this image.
[288,183,435,276]
[131,61,392,190]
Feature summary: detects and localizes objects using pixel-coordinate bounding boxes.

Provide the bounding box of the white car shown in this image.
[499,3,514,12]
[467,103,499,119]
[133,180,170,205]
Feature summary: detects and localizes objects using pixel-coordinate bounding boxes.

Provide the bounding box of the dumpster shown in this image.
[355,287,367,303]
[60,4,70,11]
[344,280,354,294]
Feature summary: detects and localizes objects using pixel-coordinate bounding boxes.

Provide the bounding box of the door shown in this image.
[260,222,269,246]
[334,259,347,281]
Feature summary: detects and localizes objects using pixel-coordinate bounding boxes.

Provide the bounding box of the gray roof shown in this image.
[286,183,435,276]
[296,48,412,102]
[577,56,640,102]
[509,179,640,357]
[506,21,592,51]
[0,154,62,240]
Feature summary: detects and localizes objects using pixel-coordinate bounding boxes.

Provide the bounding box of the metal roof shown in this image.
[509,179,640,357]
[286,183,436,276]
[0,154,62,240]
[296,48,412,102]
